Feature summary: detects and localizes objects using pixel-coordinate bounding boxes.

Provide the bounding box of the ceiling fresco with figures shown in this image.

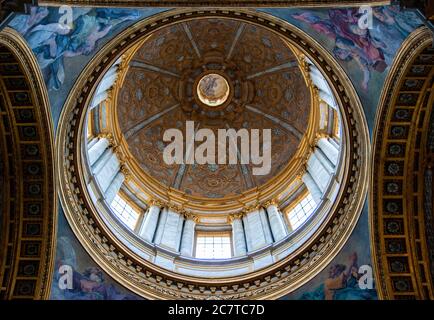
[115,18,312,199]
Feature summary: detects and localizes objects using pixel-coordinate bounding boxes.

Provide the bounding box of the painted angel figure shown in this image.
[292,10,380,91]
[10,8,140,90]
[8,6,49,35]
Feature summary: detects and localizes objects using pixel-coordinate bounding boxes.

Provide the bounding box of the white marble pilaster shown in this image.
[91,91,109,109]
[96,153,120,193]
[302,172,323,204]
[180,218,196,257]
[175,213,185,252]
[306,149,331,193]
[266,204,288,242]
[310,69,330,93]
[92,148,113,174]
[318,137,339,165]
[139,205,161,242]
[88,137,109,166]
[329,137,340,150]
[87,137,99,150]
[154,208,184,252]
[104,171,125,205]
[243,208,273,252]
[319,89,338,110]
[231,217,247,257]
[313,148,335,175]
[97,73,118,94]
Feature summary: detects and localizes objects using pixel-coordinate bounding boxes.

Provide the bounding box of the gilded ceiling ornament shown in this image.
[227,212,245,223]
[120,164,131,181]
[98,132,115,146]
[197,73,231,107]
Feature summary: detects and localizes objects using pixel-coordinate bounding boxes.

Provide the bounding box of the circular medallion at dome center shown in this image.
[197,73,230,107]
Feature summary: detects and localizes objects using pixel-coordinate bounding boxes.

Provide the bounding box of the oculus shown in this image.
[196,73,231,107]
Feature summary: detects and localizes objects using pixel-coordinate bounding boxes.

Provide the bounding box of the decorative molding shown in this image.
[56,9,369,300]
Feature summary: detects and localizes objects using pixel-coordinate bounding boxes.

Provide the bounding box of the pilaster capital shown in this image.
[263,199,278,208]
[149,199,164,208]
[296,164,308,181]
[120,164,131,181]
[228,212,245,223]
[241,202,261,215]
[98,133,115,147]
[183,212,199,223]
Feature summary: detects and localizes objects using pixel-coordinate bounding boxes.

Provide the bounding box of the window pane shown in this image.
[195,233,232,259]
[110,194,139,230]
[287,193,316,230]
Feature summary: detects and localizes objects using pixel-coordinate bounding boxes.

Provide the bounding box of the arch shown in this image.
[56,8,370,300]
[371,26,434,299]
[0,28,56,300]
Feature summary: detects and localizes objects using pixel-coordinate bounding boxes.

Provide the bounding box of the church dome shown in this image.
[57,10,369,300]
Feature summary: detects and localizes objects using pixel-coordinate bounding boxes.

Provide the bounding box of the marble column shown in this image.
[154,208,184,252]
[231,216,247,257]
[307,154,328,193]
[180,217,196,257]
[266,204,288,242]
[104,171,125,205]
[91,91,109,109]
[243,208,273,252]
[139,205,161,243]
[319,90,338,110]
[318,137,339,165]
[88,137,109,166]
[96,153,120,193]
[313,148,335,175]
[302,171,323,204]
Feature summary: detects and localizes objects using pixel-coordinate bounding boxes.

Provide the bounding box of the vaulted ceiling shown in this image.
[115,18,311,198]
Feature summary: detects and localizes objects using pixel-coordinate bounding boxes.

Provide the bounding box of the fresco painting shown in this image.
[3,4,422,300]
[297,251,377,300]
[10,7,142,90]
[283,207,378,300]
[50,211,142,300]
[261,6,422,132]
[8,6,167,129]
